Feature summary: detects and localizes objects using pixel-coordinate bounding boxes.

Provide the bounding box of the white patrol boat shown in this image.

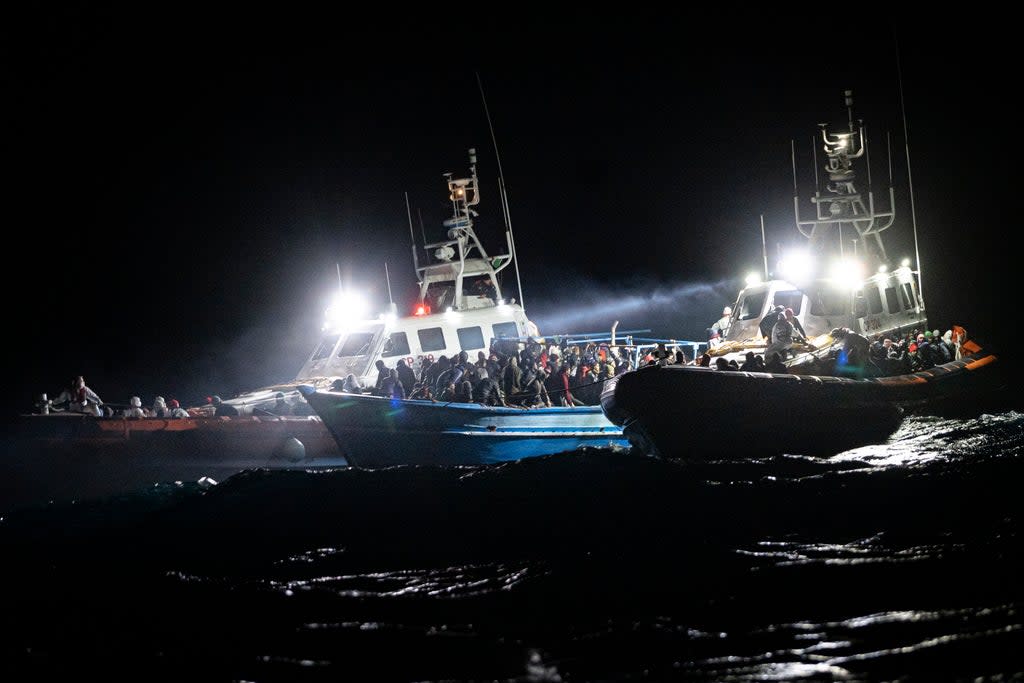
[207,148,539,415]
[708,90,928,368]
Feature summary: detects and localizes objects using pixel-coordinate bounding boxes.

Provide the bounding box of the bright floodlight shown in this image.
[877,264,888,273]
[324,291,368,329]
[829,259,865,290]
[900,257,911,268]
[777,250,813,283]
[745,272,762,287]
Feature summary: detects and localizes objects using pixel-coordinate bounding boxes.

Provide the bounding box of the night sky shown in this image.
[7,11,1014,418]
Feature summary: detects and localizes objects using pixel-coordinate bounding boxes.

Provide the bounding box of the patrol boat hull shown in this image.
[600,346,1004,459]
[298,386,631,468]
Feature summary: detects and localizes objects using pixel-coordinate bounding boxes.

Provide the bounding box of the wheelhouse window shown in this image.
[337,332,377,357]
[418,327,447,353]
[810,290,849,316]
[773,290,803,315]
[310,334,341,361]
[381,331,410,358]
[867,286,884,314]
[457,326,485,351]
[901,282,917,310]
[492,321,519,340]
[736,292,767,321]
[884,286,901,313]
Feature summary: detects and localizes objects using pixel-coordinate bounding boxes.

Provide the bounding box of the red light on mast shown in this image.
[415,304,431,316]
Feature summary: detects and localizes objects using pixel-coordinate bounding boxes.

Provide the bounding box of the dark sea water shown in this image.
[2,409,1022,682]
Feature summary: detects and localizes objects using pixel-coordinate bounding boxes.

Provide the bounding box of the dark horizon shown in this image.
[7,13,1012,417]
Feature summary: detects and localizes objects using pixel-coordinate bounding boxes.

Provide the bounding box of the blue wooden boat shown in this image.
[297,386,630,467]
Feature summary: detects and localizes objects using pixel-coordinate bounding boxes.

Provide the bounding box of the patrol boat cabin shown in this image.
[711,90,928,360]
[294,148,537,389]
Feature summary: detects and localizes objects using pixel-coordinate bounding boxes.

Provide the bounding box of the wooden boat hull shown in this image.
[298,387,630,467]
[600,348,1005,459]
[2,414,344,511]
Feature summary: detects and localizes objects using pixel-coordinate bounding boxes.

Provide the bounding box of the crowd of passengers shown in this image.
[340,338,692,407]
[700,326,967,378]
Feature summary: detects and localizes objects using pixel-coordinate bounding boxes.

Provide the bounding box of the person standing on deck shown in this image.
[50,375,104,415]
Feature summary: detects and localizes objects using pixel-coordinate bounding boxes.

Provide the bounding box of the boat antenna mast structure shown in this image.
[412,148,515,312]
[793,90,897,269]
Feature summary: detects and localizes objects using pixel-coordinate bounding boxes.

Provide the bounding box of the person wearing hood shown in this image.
[151,396,168,418]
[212,395,239,416]
[123,396,147,419]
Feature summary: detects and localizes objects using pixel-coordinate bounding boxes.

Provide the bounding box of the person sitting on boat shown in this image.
[455,379,474,403]
[408,381,435,401]
[123,396,147,419]
[914,332,936,370]
[765,352,788,373]
[739,351,759,372]
[167,398,190,419]
[766,308,806,361]
[151,396,169,418]
[51,375,104,415]
[340,373,362,393]
[472,367,506,406]
[270,392,290,415]
[211,395,239,416]
[829,327,872,376]
[521,368,553,407]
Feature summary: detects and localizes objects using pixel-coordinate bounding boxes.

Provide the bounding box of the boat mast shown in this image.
[476,71,526,312]
[896,42,924,306]
[794,90,897,269]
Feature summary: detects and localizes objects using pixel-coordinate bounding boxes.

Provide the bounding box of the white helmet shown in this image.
[130,396,142,407]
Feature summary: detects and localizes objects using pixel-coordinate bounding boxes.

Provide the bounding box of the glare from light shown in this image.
[777,250,813,283]
[324,291,368,329]
[829,259,865,290]
[745,272,762,287]
[877,264,888,273]
[900,257,911,268]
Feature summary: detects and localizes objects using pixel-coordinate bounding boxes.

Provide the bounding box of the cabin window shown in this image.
[310,334,341,361]
[884,286,901,313]
[810,290,848,316]
[901,282,917,310]
[418,327,447,352]
[337,332,376,357]
[773,290,803,315]
[737,292,767,321]
[381,331,410,358]
[492,321,519,339]
[457,326,485,351]
[867,286,884,314]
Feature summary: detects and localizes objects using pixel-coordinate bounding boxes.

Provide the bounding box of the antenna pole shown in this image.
[336,263,342,292]
[405,191,420,273]
[385,262,393,305]
[476,71,526,311]
[760,214,769,279]
[896,37,924,305]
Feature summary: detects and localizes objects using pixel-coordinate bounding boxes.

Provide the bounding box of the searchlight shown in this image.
[324,291,369,330]
[829,259,865,290]
[777,249,813,283]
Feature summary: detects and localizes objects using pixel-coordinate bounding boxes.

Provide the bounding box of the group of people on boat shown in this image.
[336,337,652,407]
[701,324,967,378]
[37,376,193,418]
